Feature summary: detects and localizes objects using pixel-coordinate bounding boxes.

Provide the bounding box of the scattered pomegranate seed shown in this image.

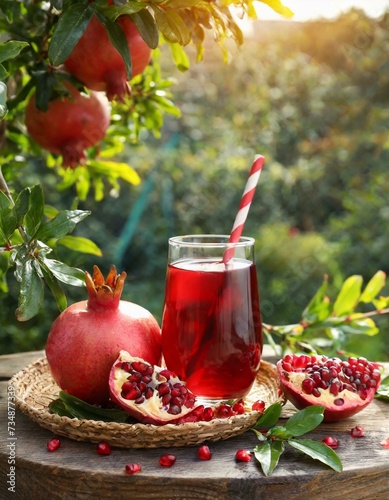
[125,463,141,474]
[198,445,212,461]
[252,400,265,412]
[235,449,252,462]
[380,437,389,449]
[47,437,61,452]
[96,441,111,456]
[203,407,215,421]
[159,454,176,467]
[216,403,234,418]
[322,436,339,449]
[350,425,365,437]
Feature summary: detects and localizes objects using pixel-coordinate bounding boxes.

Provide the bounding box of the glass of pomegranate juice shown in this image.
[161,235,262,404]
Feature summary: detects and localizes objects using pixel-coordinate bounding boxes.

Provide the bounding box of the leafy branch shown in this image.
[252,403,342,476]
[0,182,101,321]
[263,271,389,358]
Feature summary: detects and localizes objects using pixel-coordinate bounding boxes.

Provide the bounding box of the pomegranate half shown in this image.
[277,354,381,422]
[46,265,162,404]
[109,350,197,425]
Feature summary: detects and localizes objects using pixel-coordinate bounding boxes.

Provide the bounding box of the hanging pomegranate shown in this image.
[25,83,110,168]
[277,354,381,422]
[109,350,197,425]
[64,9,151,101]
[46,265,162,404]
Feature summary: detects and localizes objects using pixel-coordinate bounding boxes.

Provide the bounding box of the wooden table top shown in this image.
[1,349,388,500]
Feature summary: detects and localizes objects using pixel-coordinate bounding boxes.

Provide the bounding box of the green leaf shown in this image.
[49,2,94,66]
[169,43,190,72]
[15,258,44,321]
[284,406,324,436]
[94,8,132,79]
[288,438,343,472]
[56,391,128,422]
[88,160,141,185]
[41,258,85,287]
[34,210,91,241]
[57,235,102,256]
[333,275,363,316]
[252,402,283,430]
[24,185,44,240]
[338,317,379,336]
[359,271,386,303]
[254,439,285,476]
[267,425,291,440]
[131,8,159,49]
[39,263,67,312]
[152,6,191,45]
[260,0,294,18]
[375,375,389,401]
[302,275,332,323]
[0,40,29,64]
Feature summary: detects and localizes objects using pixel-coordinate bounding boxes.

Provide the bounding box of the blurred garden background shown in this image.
[1,5,388,360]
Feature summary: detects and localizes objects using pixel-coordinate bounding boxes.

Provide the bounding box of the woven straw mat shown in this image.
[11,357,284,448]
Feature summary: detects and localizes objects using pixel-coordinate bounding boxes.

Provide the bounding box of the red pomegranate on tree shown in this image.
[46,265,162,404]
[64,7,152,101]
[25,83,110,168]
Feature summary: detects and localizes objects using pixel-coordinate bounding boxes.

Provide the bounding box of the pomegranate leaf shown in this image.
[23,185,44,240]
[151,6,191,46]
[34,209,91,241]
[253,440,285,476]
[131,9,160,50]
[54,391,128,423]
[359,271,386,303]
[333,275,363,316]
[252,402,283,430]
[39,262,67,312]
[15,258,44,321]
[41,258,85,287]
[283,406,324,436]
[302,274,332,323]
[57,236,103,257]
[94,8,132,79]
[260,0,294,19]
[49,2,94,66]
[288,438,343,472]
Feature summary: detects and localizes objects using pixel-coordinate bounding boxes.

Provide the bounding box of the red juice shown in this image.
[161,259,262,400]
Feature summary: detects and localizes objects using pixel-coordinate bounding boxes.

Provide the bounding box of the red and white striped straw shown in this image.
[223,154,265,264]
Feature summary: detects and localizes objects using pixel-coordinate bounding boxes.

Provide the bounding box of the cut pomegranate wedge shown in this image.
[109,351,197,425]
[277,354,381,422]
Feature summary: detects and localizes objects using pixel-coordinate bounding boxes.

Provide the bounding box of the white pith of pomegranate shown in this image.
[277,354,381,422]
[25,83,110,168]
[109,350,197,425]
[46,265,162,405]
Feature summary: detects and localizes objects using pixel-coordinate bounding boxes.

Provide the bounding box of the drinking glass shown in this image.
[161,235,262,404]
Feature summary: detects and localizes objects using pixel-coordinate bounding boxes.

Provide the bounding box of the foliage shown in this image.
[252,403,342,476]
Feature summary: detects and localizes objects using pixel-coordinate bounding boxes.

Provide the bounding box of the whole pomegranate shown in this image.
[277,354,381,422]
[46,265,162,404]
[25,83,110,168]
[109,350,197,425]
[64,8,151,101]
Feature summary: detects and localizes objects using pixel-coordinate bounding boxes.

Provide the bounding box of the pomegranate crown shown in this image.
[85,265,127,309]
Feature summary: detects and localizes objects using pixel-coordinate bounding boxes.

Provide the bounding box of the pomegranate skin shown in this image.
[46,266,162,405]
[276,355,381,422]
[64,14,151,101]
[25,84,110,168]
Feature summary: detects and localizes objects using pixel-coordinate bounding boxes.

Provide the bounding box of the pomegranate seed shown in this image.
[216,403,234,418]
[334,397,345,406]
[96,441,111,456]
[252,400,265,412]
[159,454,176,467]
[322,436,339,449]
[232,401,245,414]
[47,437,61,452]
[158,382,171,396]
[282,362,292,372]
[350,425,365,437]
[302,378,315,395]
[203,407,215,421]
[125,463,141,474]
[235,449,252,462]
[198,445,212,460]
